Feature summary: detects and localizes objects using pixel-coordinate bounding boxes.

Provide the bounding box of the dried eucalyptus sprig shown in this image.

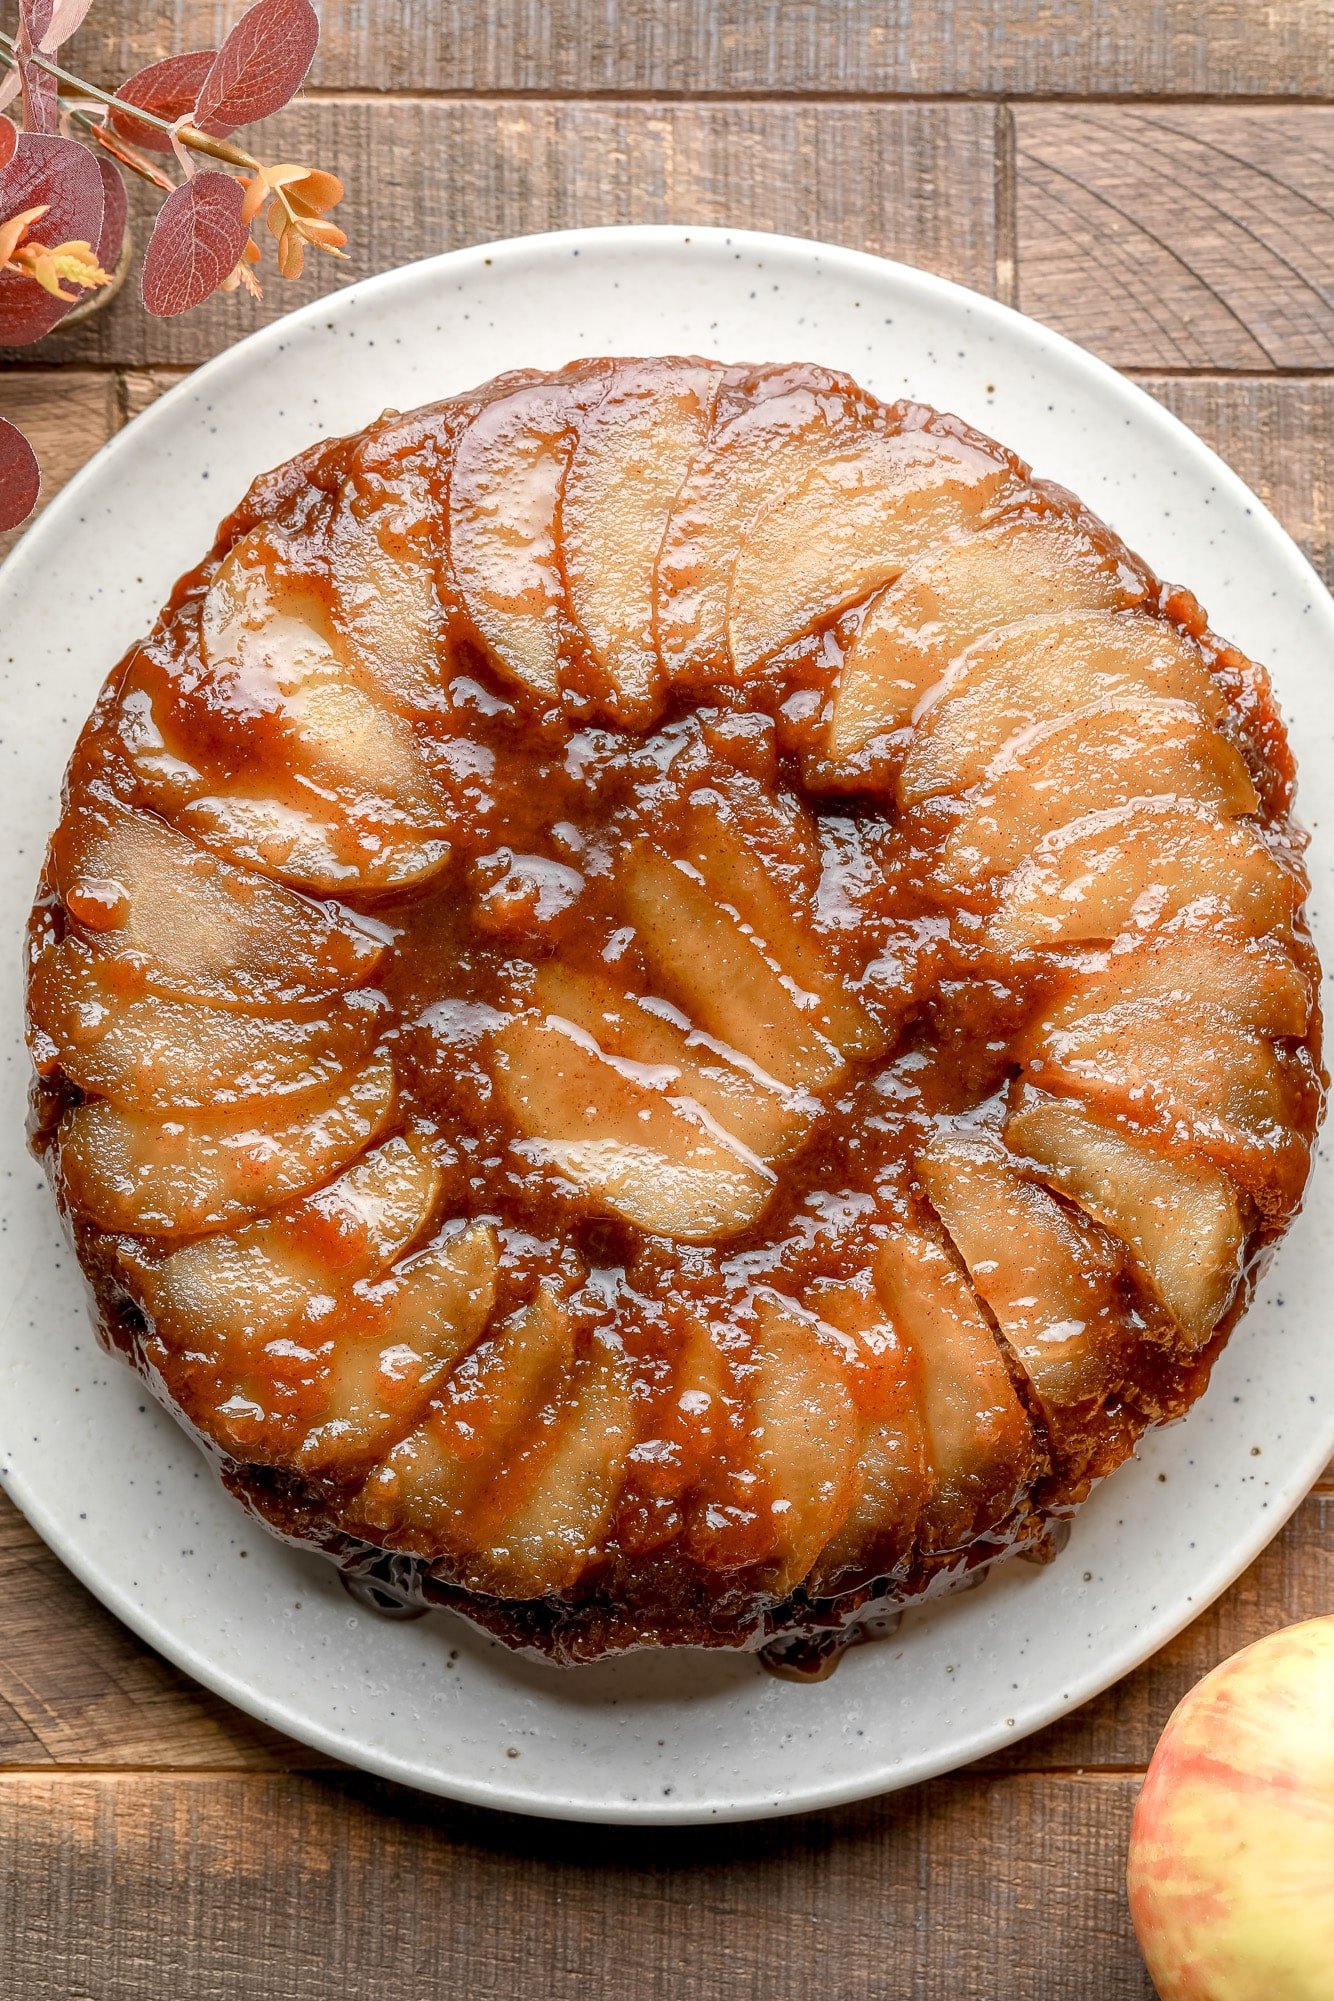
[0,0,349,531]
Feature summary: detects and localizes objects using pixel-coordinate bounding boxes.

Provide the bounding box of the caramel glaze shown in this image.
[25,358,1324,1665]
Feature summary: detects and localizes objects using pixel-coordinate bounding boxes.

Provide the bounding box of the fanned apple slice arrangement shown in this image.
[25,358,1323,1661]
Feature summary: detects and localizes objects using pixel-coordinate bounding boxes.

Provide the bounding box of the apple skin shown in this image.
[1127,1614,1334,2001]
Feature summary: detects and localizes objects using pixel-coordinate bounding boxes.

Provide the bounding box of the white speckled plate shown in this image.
[1,227,1331,1824]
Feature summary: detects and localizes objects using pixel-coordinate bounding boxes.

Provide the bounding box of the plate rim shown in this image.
[3,221,1331,1824]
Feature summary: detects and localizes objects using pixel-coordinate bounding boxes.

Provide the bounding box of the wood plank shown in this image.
[1,1484,1327,1772]
[1015,107,1334,369]
[0,1770,1155,2000]
[119,367,192,423]
[23,98,994,371]
[64,0,1334,98]
[0,373,118,561]
[0,1498,325,1769]
[1135,375,1334,588]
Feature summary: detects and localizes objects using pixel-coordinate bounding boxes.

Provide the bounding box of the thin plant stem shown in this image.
[0,35,259,170]
[0,30,162,121]
[0,55,174,191]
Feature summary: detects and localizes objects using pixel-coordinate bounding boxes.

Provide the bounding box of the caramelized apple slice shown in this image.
[122,702,449,898]
[142,1208,496,1464]
[618,1306,736,1552]
[899,610,1228,807]
[874,1225,1040,1553]
[29,936,384,1111]
[122,635,448,902]
[1024,992,1310,1185]
[282,680,442,818]
[655,369,876,679]
[463,1332,635,1596]
[199,527,340,697]
[328,515,441,715]
[936,699,1258,900]
[727,426,1021,676]
[1006,1090,1243,1344]
[296,1224,499,1473]
[357,1283,575,1544]
[828,510,1145,760]
[919,1134,1139,1451]
[173,784,449,900]
[448,370,607,702]
[51,793,383,1007]
[147,1221,496,1474]
[680,1326,788,1576]
[987,802,1300,952]
[130,1130,445,1351]
[326,442,445,715]
[532,960,808,1161]
[199,529,445,823]
[621,847,843,1094]
[493,1012,776,1241]
[743,1291,859,1591]
[562,360,720,722]
[1040,936,1312,1041]
[58,1050,396,1237]
[677,800,883,1059]
[805,1278,926,1592]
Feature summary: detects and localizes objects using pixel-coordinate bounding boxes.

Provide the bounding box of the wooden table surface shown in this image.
[3,5,1332,1995]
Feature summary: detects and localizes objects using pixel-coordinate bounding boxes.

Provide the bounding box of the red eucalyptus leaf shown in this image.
[0,118,16,170]
[14,2,57,132]
[109,50,217,156]
[0,131,105,343]
[0,416,40,534]
[22,63,59,133]
[14,58,58,135]
[94,154,127,273]
[37,0,95,50]
[18,0,53,44]
[0,281,59,343]
[192,0,319,137]
[141,170,248,317]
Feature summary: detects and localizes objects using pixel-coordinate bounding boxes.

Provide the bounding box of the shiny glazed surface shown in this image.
[24,358,1324,1663]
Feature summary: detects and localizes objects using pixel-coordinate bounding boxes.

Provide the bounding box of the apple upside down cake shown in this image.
[25,358,1324,1666]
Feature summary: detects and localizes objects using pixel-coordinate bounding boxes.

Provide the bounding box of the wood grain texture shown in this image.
[0,1498,324,1769]
[0,1770,1154,2001]
[63,0,1334,98]
[30,99,995,369]
[1016,107,1334,369]
[0,374,118,560]
[119,367,192,422]
[1137,375,1334,587]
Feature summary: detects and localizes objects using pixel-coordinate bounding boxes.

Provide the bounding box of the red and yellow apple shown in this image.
[1127,1614,1334,2000]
